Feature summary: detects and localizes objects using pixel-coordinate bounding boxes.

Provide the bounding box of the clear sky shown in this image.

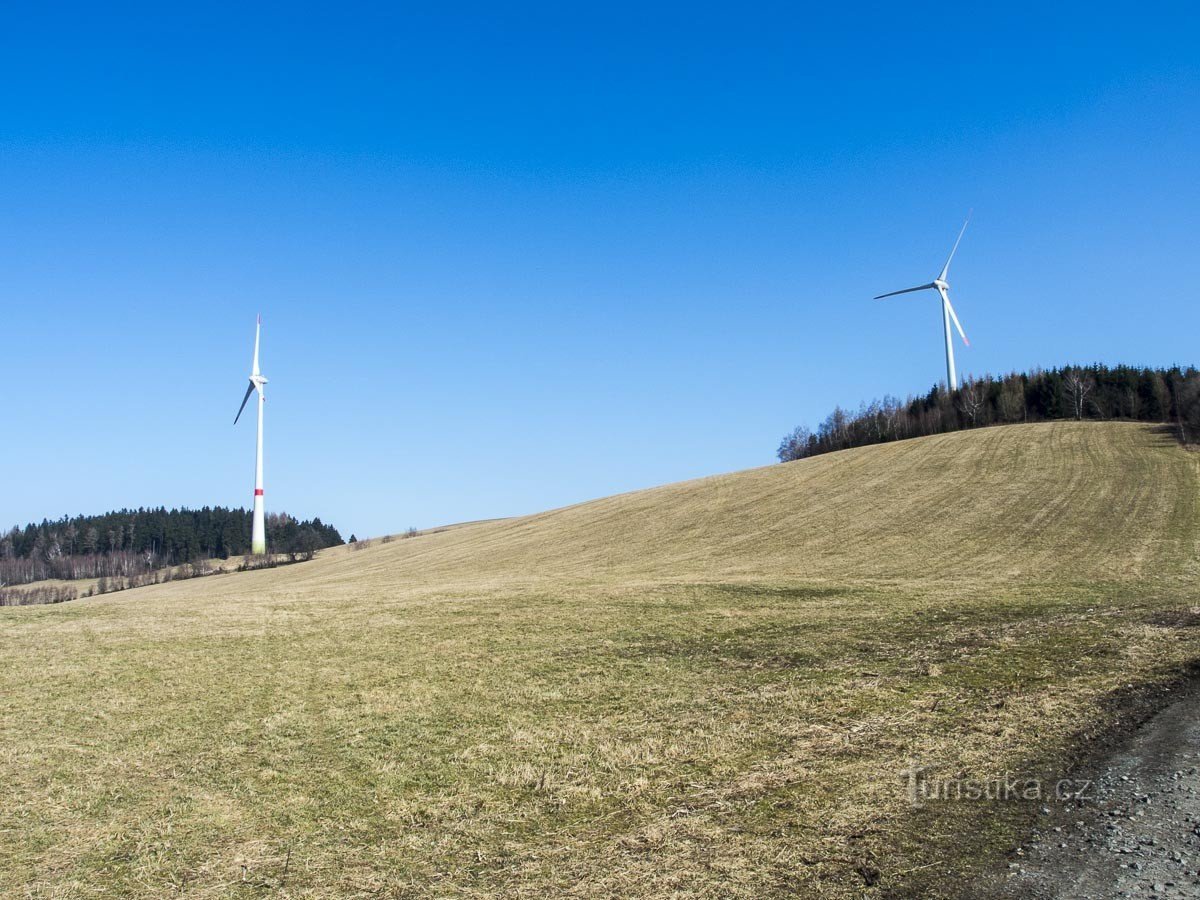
[3,2,1198,538]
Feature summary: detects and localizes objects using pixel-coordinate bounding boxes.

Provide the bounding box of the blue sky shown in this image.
[2,3,1198,538]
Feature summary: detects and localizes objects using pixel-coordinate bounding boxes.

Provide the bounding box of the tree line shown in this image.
[777,364,1200,463]
[0,507,344,587]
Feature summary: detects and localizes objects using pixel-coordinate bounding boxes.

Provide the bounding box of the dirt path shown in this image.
[976,686,1200,899]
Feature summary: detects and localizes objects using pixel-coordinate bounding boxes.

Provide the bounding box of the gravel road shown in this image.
[976,686,1200,899]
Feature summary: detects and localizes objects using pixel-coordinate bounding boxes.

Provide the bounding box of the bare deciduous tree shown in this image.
[1063,369,1095,420]
[958,379,984,426]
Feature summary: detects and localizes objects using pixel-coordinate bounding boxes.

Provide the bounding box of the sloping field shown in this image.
[2,422,1198,898]
[313,421,1198,584]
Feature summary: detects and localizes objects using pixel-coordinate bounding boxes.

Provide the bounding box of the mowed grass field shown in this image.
[3,422,1199,898]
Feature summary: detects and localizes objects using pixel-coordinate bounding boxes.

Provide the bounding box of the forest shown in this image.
[0,506,343,588]
[778,364,1200,462]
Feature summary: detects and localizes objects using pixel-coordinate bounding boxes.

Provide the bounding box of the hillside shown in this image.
[315,421,1197,583]
[2,421,1198,899]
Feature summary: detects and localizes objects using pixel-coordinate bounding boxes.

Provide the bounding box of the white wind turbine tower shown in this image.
[874,214,972,390]
[234,315,268,555]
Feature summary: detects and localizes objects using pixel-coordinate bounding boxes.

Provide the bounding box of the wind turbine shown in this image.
[234,315,268,555]
[874,214,972,391]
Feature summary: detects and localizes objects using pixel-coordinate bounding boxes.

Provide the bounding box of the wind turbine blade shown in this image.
[251,315,262,377]
[873,282,937,300]
[939,287,970,346]
[234,381,255,424]
[938,211,972,282]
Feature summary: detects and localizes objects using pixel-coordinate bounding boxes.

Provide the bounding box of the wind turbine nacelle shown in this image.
[934,279,949,290]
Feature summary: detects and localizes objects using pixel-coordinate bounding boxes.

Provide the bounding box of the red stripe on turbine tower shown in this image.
[255,489,264,496]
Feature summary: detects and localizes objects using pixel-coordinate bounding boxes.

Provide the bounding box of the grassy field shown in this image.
[2,421,1199,898]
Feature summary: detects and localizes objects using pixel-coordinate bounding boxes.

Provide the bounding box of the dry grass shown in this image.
[2,422,1198,898]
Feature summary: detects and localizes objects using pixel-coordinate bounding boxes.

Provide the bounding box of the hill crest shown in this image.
[314,421,1197,587]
